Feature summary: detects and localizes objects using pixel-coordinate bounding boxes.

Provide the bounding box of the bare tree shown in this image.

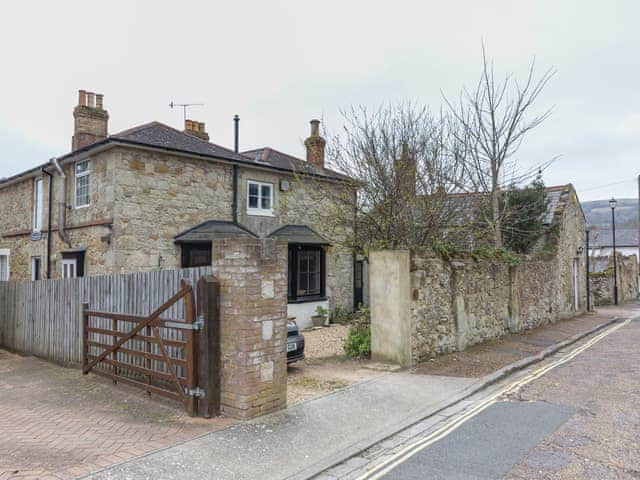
[319,102,467,252]
[445,46,556,247]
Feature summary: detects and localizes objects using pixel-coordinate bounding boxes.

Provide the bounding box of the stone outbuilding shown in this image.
[0,90,360,328]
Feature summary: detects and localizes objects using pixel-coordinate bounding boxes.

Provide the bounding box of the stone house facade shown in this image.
[0,90,357,328]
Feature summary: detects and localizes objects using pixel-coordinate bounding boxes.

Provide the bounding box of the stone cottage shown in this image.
[0,90,359,328]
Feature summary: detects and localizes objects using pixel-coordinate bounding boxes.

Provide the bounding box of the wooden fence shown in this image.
[0,267,212,364]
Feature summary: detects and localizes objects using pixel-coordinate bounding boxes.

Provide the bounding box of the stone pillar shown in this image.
[212,237,288,419]
[450,261,470,351]
[370,250,412,366]
[507,264,520,332]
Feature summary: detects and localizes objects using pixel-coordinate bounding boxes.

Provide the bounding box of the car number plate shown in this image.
[287,343,297,352]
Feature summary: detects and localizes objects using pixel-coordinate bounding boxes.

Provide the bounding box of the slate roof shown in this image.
[589,227,639,248]
[173,220,258,243]
[268,225,331,245]
[241,147,351,181]
[0,122,351,188]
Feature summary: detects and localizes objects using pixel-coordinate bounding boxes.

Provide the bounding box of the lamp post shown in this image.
[610,197,618,305]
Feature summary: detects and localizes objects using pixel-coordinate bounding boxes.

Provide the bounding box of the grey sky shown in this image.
[1,0,638,201]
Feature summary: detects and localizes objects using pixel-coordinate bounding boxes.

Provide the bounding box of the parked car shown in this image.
[287,319,305,364]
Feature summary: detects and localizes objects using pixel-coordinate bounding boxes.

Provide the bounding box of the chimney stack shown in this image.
[395,142,417,196]
[304,119,326,170]
[184,119,210,141]
[72,90,108,151]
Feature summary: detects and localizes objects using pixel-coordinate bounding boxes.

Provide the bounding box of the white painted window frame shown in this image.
[31,256,41,281]
[33,177,43,232]
[246,180,274,217]
[74,159,91,209]
[62,258,77,279]
[0,248,10,281]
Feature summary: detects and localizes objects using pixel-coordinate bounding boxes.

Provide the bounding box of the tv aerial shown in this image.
[169,101,204,121]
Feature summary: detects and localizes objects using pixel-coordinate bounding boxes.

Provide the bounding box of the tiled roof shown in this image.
[174,220,258,243]
[241,147,351,181]
[268,224,331,245]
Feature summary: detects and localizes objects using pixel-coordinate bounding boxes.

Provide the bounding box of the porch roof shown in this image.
[268,225,331,246]
[174,220,258,243]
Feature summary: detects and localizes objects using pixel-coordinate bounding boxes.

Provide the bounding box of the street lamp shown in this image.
[609,197,618,305]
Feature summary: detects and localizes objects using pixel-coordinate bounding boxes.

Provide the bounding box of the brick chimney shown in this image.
[304,119,326,169]
[72,90,108,151]
[184,119,210,141]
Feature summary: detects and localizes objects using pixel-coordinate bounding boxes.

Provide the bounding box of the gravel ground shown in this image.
[301,324,350,358]
[287,324,382,405]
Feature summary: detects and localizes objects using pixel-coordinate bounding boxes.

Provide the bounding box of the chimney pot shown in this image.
[184,119,209,141]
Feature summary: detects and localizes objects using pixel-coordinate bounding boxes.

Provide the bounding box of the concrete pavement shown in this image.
[82,373,479,480]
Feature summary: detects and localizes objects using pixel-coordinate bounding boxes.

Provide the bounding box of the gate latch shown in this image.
[185,386,205,398]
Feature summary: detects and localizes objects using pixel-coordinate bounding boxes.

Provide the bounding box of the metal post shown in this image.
[586,230,591,312]
[611,204,618,305]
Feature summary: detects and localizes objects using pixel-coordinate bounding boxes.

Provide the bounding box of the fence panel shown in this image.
[0,267,212,364]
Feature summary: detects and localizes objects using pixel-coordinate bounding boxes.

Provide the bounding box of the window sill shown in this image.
[74,204,91,210]
[288,296,327,304]
[247,209,274,217]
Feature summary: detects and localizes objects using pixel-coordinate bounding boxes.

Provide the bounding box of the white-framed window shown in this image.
[0,248,10,281]
[247,180,274,216]
[33,177,43,232]
[75,160,91,208]
[62,258,77,279]
[31,256,41,281]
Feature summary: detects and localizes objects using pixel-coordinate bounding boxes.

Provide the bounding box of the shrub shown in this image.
[344,307,371,359]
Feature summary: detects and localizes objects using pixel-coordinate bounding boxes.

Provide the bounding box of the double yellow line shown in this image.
[355,318,631,480]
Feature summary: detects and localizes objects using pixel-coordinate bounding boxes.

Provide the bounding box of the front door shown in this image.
[354,260,364,308]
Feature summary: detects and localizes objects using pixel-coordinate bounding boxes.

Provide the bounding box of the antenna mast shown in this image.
[169,101,204,122]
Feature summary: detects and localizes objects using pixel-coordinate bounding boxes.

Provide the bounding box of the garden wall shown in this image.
[590,255,638,306]
[371,249,586,366]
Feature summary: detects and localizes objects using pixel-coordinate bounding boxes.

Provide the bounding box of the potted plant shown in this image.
[311,306,328,327]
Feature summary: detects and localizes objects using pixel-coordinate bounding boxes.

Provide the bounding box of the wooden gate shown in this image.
[82,279,200,416]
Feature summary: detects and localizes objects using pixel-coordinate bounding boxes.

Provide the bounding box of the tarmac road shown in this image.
[373,315,640,480]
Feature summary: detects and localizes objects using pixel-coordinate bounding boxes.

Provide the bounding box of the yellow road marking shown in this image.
[355,318,631,480]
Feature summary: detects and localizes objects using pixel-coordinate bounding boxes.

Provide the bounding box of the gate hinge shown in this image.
[164,317,204,331]
[185,386,205,398]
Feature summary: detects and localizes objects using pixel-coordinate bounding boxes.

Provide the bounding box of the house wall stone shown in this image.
[110,148,233,272]
[237,168,355,314]
[0,151,115,281]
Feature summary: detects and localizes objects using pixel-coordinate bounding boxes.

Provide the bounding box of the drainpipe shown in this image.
[50,157,71,247]
[585,229,591,312]
[232,115,239,224]
[42,168,54,279]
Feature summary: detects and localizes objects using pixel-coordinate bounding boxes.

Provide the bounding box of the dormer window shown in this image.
[247,180,274,216]
[75,160,90,208]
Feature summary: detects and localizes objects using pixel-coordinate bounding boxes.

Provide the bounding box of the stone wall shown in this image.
[111,148,233,272]
[212,237,288,418]
[237,168,355,314]
[0,151,115,281]
[590,255,638,306]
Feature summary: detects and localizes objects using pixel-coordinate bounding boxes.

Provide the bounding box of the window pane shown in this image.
[0,256,7,281]
[261,195,271,210]
[76,160,89,175]
[76,175,90,206]
[249,194,259,208]
[249,183,259,196]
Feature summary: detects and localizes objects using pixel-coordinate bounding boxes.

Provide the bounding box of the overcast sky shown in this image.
[1,1,638,201]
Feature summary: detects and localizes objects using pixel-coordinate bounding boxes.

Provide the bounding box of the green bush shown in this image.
[344,306,371,358]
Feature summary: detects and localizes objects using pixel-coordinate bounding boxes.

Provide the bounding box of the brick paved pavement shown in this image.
[0,349,235,480]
